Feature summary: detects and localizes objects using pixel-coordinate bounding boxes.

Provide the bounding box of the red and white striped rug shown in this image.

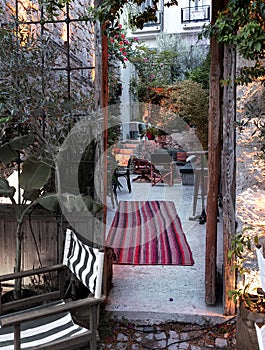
[106,201,194,265]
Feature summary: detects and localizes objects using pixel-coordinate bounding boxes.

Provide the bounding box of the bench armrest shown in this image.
[0,296,105,327]
[0,264,67,283]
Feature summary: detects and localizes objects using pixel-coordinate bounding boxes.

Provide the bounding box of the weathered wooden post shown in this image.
[205,0,225,306]
[222,43,236,315]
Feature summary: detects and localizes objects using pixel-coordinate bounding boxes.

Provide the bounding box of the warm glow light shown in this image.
[17,0,38,21]
[6,1,39,43]
[91,24,95,82]
[61,23,68,43]
[91,52,95,81]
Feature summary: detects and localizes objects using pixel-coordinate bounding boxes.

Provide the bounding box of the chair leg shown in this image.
[89,305,98,350]
[126,174,131,193]
[193,170,201,216]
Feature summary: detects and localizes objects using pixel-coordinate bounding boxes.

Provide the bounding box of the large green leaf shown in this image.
[61,193,76,212]
[37,194,59,212]
[23,189,40,202]
[8,134,35,151]
[20,158,52,191]
[92,201,103,214]
[0,144,18,163]
[0,135,35,163]
[60,194,97,213]
[0,177,16,198]
[79,195,94,211]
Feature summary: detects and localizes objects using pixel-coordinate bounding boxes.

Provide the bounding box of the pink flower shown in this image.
[134,37,139,41]
[119,41,124,45]
[118,24,122,29]
[109,38,114,43]
[114,34,119,39]
[119,47,124,51]
[122,51,127,56]
[149,74,155,81]
[124,57,128,61]
[121,34,125,39]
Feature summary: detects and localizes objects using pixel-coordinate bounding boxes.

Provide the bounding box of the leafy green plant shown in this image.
[107,22,140,66]
[0,22,102,298]
[140,125,160,140]
[227,227,261,309]
[87,0,158,30]
[146,80,209,149]
[201,0,265,85]
[187,52,211,90]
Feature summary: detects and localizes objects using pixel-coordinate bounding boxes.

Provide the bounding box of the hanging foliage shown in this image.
[202,0,265,84]
[87,0,159,29]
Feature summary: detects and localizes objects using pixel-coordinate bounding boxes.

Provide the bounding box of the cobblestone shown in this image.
[98,318,236,349]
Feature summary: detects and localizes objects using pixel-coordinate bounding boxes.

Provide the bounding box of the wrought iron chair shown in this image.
[112,157,132,199]
[0,229,105,350]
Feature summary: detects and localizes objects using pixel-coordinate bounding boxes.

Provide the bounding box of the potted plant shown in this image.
[140,125,160,140]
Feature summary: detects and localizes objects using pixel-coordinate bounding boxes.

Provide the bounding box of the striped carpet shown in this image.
[106,201,194,265]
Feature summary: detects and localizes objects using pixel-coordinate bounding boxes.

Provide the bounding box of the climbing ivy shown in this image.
[87,0,159,29]
[202,0,265,85]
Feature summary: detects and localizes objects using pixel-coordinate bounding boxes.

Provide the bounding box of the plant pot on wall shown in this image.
[236,300,265,350]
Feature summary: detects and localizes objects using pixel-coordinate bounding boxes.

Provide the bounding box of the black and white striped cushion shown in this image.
[0,301,88,349]
[63,229,100,295]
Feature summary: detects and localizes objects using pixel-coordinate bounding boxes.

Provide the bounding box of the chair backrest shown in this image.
[151,153,173,165]
[63,229,104,299]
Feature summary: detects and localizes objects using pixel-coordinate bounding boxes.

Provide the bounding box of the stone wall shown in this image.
[0,0,95,97]
[236,82,265,291]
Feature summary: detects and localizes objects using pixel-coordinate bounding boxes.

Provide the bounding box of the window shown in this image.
[138,0,162,29]
[181,2,210,24]
[140,0,154,12]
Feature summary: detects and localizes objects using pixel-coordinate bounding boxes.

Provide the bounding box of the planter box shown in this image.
[181,173,194,185]
[179,163,194,185]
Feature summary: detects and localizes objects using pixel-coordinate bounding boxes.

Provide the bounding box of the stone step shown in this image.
[114,154,131,166]
[113,148,135,155]
[117,142,139,149]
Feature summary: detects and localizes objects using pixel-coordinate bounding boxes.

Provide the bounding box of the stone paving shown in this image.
[101,174,235,350]
[98,317,237,349]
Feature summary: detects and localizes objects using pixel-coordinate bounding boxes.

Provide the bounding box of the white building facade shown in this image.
[119,0,211,131]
